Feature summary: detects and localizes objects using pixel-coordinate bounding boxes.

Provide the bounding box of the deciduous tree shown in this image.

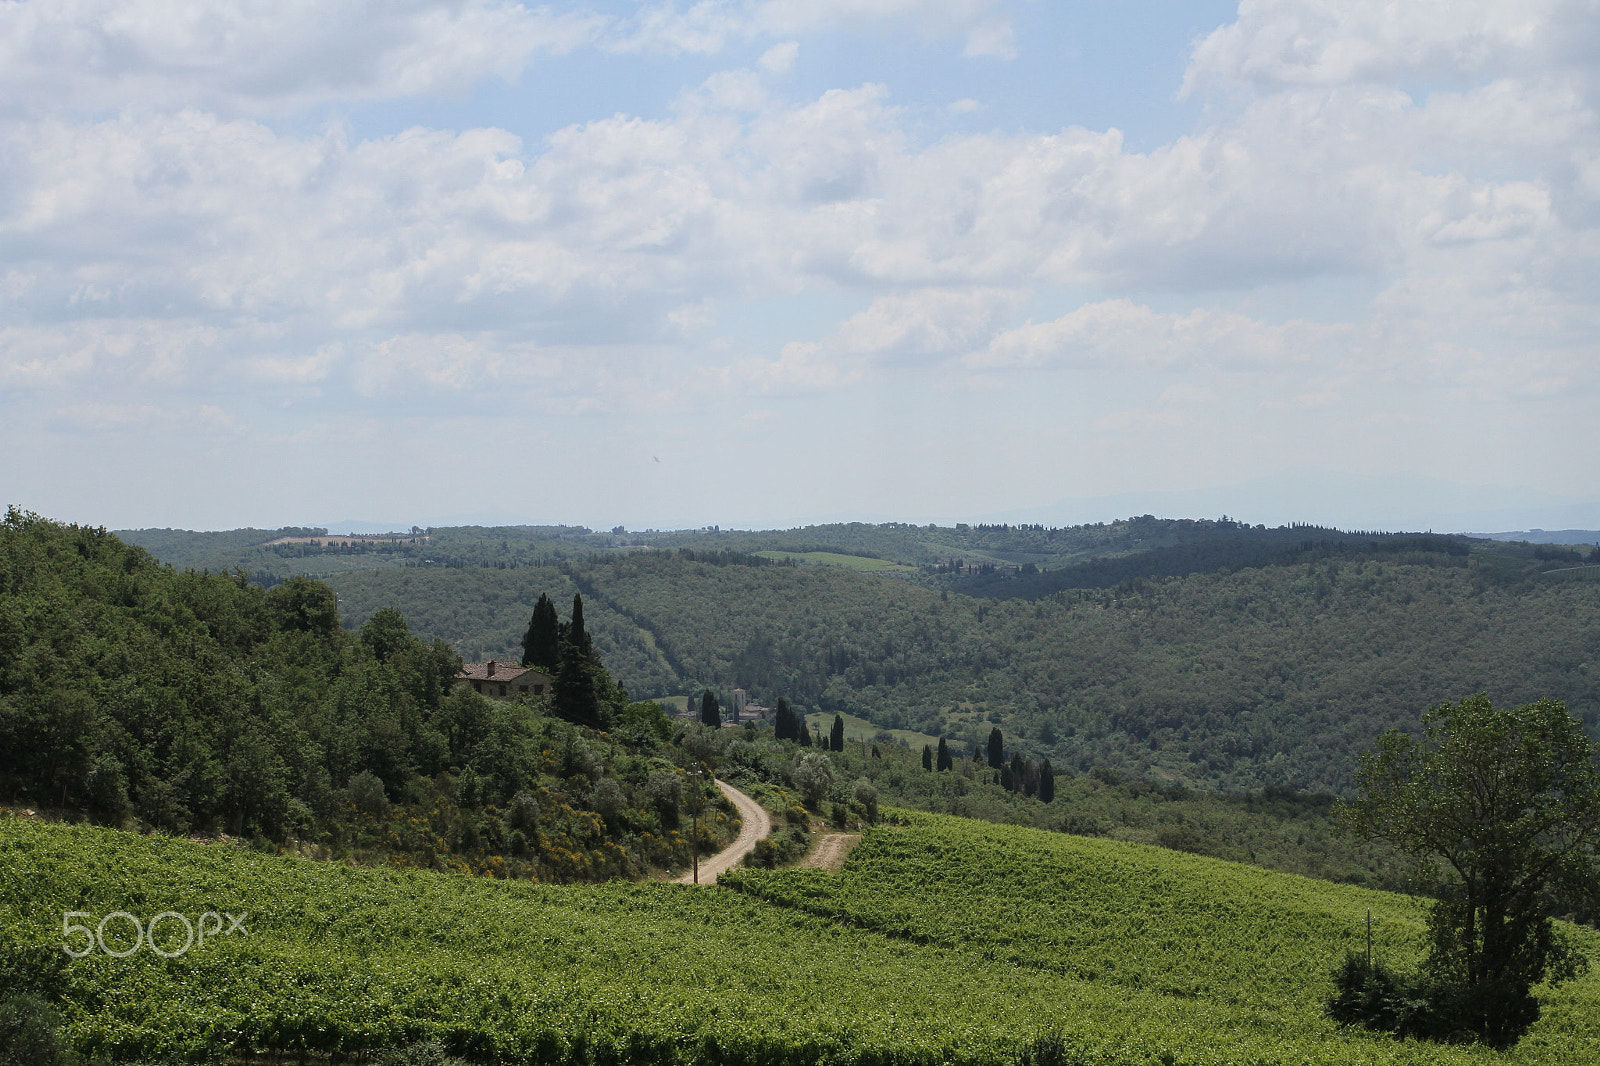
[1334,695,1600,1047]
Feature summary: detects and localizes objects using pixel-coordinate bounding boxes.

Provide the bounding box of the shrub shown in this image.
[346,771,390,818]
[0,993,78,1066]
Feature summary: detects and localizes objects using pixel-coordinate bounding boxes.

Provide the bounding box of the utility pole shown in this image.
[688,768,706,884]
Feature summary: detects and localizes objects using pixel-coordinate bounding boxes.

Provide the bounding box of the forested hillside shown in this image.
[327,546,1600,792]
[109,516,1600,793]
[0,509,736,879]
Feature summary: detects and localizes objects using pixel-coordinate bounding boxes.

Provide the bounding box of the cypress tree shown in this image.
[774,697,794,740]
[568,593,592,656]
[699,689,721,728]
[922,745,933,771]
[987,727,1004,769]
[552,639,600,728]
[1039,759,1055,803]
[829,714,845,752]
[936,736,952,772]
[1014,754,1034,796]
[798,720,813,747]
[520,593,561,670]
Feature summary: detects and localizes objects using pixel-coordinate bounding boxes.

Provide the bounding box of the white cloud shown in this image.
[757,40,799,75]
[4,0,1600,504]
[968,300,1352,372]
[0,0,604,117]
[826,287,1026,359]
[613,0,1015,58]
[4,53,1595,410]
[1182,0,1554,94]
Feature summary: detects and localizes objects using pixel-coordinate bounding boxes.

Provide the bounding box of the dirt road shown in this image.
[800,832,861,871]
[672,780,772,885]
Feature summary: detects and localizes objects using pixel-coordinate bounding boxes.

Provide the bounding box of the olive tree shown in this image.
[1335,695,1600,1047]
[792,751,835,810]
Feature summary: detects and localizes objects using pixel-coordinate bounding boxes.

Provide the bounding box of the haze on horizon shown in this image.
[3,1,1598,535]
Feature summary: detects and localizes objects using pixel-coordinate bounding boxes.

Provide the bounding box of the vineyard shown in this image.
[4,812,1598,1065]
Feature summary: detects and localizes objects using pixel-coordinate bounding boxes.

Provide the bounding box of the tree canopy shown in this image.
[700,689,721,729]
[1334,694,1600,1046]
[520,592,561,670]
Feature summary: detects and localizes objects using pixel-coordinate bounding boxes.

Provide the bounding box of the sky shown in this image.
[3,0,1599,533]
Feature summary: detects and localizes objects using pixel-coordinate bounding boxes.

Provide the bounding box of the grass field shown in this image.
[802,710,944,751]
[4,812,1597,1065]
[753,550,916,572]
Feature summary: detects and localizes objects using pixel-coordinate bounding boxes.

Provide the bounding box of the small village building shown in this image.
[455,660,552,700]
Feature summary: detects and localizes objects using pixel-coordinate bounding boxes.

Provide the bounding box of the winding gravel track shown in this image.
[672,779,772,885]
[799,832,861,871]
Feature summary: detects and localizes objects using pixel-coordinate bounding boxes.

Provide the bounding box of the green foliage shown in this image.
[0,992,80,1066]
[327,543,1600,792]
[11,812,1599,1065]
[520,593,561,670]
[0,514,732,883]
[700,689,721,729]
[1336,695,1600,1046]
[792,751,834,809]
[738,736,1412,891]
[774,697,799,741]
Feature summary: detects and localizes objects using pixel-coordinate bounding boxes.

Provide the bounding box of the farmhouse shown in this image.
[455,660,552,700]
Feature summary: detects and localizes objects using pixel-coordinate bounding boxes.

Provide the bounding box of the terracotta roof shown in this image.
[455,660,552,683]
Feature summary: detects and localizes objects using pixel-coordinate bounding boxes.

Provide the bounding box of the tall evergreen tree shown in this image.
[829,714,846,752]
[987,727,1004,769]
[798,720,813,747]
[1039,758,1055,803]
[520,593,561,670]
[921,745,933,771]
[699,689,721,728]
[936,736,952,772]
[775,697,795,740]
[567,593,593,657]
[552,638,601,728]
[1014,754,1034,796]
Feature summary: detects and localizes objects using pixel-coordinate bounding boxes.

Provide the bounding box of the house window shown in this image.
[473,681,482,693]
[533,684,544,695]
[499,684,507,697]
[519,685,528,693]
